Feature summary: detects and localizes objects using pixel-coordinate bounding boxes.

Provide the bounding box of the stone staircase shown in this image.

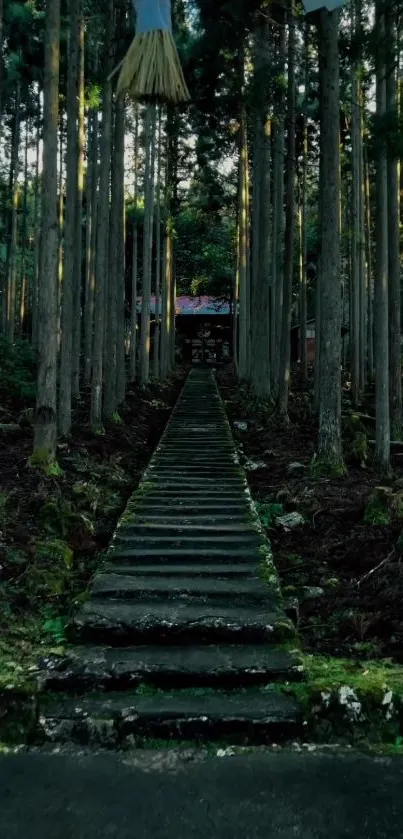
[38,369,303,747]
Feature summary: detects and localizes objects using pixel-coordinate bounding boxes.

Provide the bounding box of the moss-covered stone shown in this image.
[309,455,347,479]
[279,654,403,745]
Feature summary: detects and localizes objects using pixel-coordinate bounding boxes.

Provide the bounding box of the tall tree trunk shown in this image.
[374,0,390,470]
[386,3,401,438]
[6,83,21,342]
[160,222,172,378]
[278,4,296,417]
[104,94,125,416]
[271,17,286,393]
[153,107,162,379]
[169,120,179,371]
[84,110,97,384]
[59,0,80,435]
[364,144,374,379]
[115,98,126,405]
[104,103,118,419]
[57,115,64,352]
[233,202,240,371]
[91,0,114,429]
[130,106,139,382]
[0,0,3,132]
[350,3,363,405]
[33,0,61,462]
[317,9,343,467]
[250,18,271,399]
[139,104,157,386]
[300,22,309,383]
[238,107,249,380]
[19,119,29,336]
[72,15,85,399]
[31,95,41,347]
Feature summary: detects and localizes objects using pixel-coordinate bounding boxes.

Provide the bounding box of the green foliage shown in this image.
[0,492,11,528]
[310,455,347,478]
[39,496,94,539]
[364,488,392,526]
[29,449,63,477]
[25,539,73,599]
[301,654,403,699]
[42,613,68,645]
[343,414,368,466]
[0,338,36,401]
[257,501,283,528]
[175,205,235,297]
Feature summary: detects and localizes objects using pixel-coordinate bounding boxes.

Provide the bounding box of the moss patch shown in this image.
[281,654,403,746]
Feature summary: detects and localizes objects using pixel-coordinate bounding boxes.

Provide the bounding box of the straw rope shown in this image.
[115,30,190,103]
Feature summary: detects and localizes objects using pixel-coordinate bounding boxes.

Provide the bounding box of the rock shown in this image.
[300,586,324,601]
[233,421,248,432]
[275,512,305,530]
[323,577,340,590]
[244,459,267,472]
[287,462,305,474]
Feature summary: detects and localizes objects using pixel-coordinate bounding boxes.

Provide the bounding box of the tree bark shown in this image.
[386,4,401,438]
[6,82,21,342]
[278,3,296,417]
[31,94,41,347]
[271,17,286,393]
[104,94,125,416]
[249,19,272,399]
[33,0,60,461]
[153,107,162,379]
[130,105,139,382]
[115,97,126,405]
[90,0,114,429]
[59,0,80,435]
[84,110,97,384]
[19,119,29,336]
[72,14,85,399]
[238,108,250,380]
[364,144,374,380]
[317,9,343,466]
[300,22,309,383]
[374,0,390,470]
[139,104,157,386]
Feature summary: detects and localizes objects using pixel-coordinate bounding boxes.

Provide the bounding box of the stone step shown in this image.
[152,460,235,467]
[92,573,271,603]
[101,563,261,578]
[117,523,255,535]
[38,689,301,746]
[132,514,250,524]
[146,478,245,487]
[162,446,232,451]
[39,645,303,692]
[130,506,249,517]
[112,532,261,547]
[71,600,293,645]
[148,465,241,474]
[135,492,247,501]
[107,546,262,563]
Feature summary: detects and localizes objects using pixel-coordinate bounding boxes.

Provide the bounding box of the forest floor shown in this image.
[0,338,185,693]
[218,366,403,666]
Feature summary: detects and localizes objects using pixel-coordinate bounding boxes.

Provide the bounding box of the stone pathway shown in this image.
[39,370,303,747]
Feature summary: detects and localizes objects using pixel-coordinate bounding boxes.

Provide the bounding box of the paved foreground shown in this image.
[0,749,402,838]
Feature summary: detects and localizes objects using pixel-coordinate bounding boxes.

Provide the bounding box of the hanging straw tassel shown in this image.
[113,0,190,103]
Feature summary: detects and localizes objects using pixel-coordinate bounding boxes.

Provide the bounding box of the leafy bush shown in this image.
[257,501,284,528]
[0,337,36,401]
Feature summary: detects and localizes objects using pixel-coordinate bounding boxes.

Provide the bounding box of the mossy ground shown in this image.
[0,358,184,713]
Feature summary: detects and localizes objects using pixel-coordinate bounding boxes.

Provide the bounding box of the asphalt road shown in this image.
[1,748,402,839]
